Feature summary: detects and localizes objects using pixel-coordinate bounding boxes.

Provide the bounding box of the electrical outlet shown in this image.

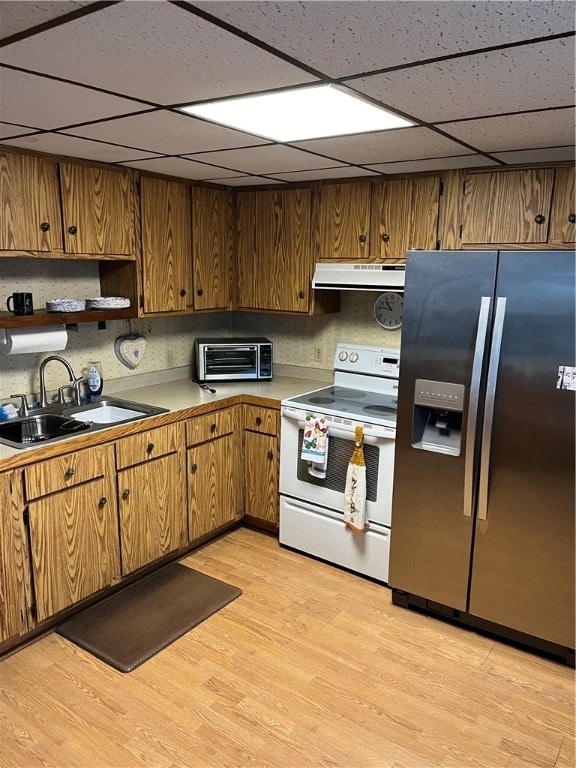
[313,346,323,363]
[167,351,174,368]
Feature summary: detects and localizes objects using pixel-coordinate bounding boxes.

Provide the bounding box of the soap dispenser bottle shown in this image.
[87,360,103,400]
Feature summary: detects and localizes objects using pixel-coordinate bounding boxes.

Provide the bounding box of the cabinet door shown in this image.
[117,451,186,575]
[244,430,278,525]
[549,167,575,244]
[237,188,311,312]
[0,470,31,643]
[371,176,440,261]
[140,176,191,313]
[60,162,135,256]
[313,182,371,261]
[187,431,243,540]
[0,151,62,253]
[28,475,120,622]
[461,169,553,244]
[192,186,231,310]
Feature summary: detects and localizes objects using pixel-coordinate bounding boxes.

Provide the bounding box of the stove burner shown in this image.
[332,387,367,399]
[308,396,336,405]
[363,405,395,416]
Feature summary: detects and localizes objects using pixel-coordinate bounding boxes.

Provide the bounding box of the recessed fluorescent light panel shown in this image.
[180,85,414,142]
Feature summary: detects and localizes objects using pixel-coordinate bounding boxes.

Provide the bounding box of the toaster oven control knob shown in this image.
[349,352,359,363]
[338,351,348,361]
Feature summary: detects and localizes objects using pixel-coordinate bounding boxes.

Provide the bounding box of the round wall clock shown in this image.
[374,291,404,330]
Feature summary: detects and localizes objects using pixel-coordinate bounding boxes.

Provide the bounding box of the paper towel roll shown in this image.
[0,326,68,355]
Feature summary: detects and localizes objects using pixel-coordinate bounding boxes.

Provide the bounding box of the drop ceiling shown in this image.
[0,0,574,186]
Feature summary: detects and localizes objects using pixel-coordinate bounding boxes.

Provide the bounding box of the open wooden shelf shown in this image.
[0,308,137,329]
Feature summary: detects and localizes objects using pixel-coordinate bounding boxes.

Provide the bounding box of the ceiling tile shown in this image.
[209,176,287,187]
[349,38,575,123]
[0,133,161,163]
[293,127,475,165]
[269,166,381,182]
[0,2,318,105]
[0,122,39,139]
[0,1,93,40]
[185,145,341,175]
[492,146,576,164]
[119,156,245,181]
[367,155,498,174]
[63,111,268,155]
[0,67,148,130]
[440,109,576,153]
[193,1,575,78]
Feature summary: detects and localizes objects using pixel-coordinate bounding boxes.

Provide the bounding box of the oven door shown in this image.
[279,407,395,527]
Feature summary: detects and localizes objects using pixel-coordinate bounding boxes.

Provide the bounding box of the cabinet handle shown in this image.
[210,423,217,433]
[569,213,575,224]
[197,288,203,296]
[381,233,390,243]
[298,290,305,299]
[180,289,187,297]
[68,225,77,235]
[191,463,198,473]
[40,222,50,232]
[534,215,545,224]
[255,417,262,425]
[267,451,274,460]
[146,442,155,453]
[359,234,367,243]
[98,497,107,507]
[65,467,75,477]
[122,488,130,500]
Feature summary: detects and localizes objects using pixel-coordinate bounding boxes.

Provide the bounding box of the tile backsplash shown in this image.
[0,260,400,401]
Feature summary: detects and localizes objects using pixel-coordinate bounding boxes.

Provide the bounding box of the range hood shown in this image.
[312,262,405,291]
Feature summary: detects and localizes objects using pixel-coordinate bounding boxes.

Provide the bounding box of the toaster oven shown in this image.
[195,337,273,381]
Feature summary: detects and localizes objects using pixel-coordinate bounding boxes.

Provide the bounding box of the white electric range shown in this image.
[279,343,400,582]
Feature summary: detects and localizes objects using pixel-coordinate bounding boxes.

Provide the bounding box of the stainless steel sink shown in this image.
[0,397,169,449]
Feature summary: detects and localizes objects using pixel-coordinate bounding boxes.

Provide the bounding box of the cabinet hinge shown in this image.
[30,603,37,621]
[459,224,463,239]
[439,181,444,196]
[462,179,467,195]
[23,507,29,526]
[436,240,441,250]
[136,180,141,196]
[139,294,144,309]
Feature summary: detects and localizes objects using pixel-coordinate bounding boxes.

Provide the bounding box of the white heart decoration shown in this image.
[114,334,147,369]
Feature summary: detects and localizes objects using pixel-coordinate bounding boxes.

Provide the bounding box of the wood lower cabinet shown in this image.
[313,182,371,261]
[192,186,231,310]
[0,470,32,643]
[25,445,120,622]
[140,176,191,313]
[116,424,186,575]
[243,404,280,526]
[186,407,243,541]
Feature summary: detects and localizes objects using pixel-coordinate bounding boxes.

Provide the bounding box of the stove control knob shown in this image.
[349,352,359,363]
[338,351,348,361]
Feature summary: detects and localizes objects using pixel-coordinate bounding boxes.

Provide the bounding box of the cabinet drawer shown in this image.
[116,424,181,469]
[186,407,237,447]
[25,444,113,500]
[243,404,279,435]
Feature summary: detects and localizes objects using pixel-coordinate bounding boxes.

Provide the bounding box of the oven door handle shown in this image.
[282,417,394,442]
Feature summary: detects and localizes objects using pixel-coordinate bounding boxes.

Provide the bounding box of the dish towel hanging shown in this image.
[301,414,329,478]
[344,425,369,532]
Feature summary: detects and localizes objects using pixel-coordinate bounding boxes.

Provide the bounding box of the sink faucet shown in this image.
[38,355,83,408]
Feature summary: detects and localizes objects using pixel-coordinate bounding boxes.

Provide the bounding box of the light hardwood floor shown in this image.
[1,527,574,768]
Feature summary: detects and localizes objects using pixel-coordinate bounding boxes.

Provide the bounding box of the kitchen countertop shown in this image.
[0,375,320,467]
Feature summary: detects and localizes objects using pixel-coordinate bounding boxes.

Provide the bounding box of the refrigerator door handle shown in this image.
[463,296,492,517]
[477,296,507,521]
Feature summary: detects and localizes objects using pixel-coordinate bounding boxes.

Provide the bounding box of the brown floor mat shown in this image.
[56,563,242,672]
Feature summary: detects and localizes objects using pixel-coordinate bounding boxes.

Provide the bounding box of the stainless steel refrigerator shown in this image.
[389,250,575,662]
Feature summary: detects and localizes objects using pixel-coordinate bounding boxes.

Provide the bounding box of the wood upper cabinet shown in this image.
[0,151,62,253]
[549,167,575,244]
[186,407,243,541]
[60,162,135,257]
[192,186,231,310]
[0,470,32,643]
[236,188,312,312]
[140,176,191,313]
[116,424,186,575]
[313,182,371,261]
[243,404,279,526]
[370,176,440,261]
[25,445,120,622]
[460,168,554,245]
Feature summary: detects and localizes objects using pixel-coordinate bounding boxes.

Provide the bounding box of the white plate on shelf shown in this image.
[46,299,86,312]
[86,297,130,310]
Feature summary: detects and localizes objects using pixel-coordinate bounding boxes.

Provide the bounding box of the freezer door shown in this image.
[469,251,575,648]
[389,251,498,609]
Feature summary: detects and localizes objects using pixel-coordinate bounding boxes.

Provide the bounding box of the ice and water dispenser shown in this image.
[411,379,466,456]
